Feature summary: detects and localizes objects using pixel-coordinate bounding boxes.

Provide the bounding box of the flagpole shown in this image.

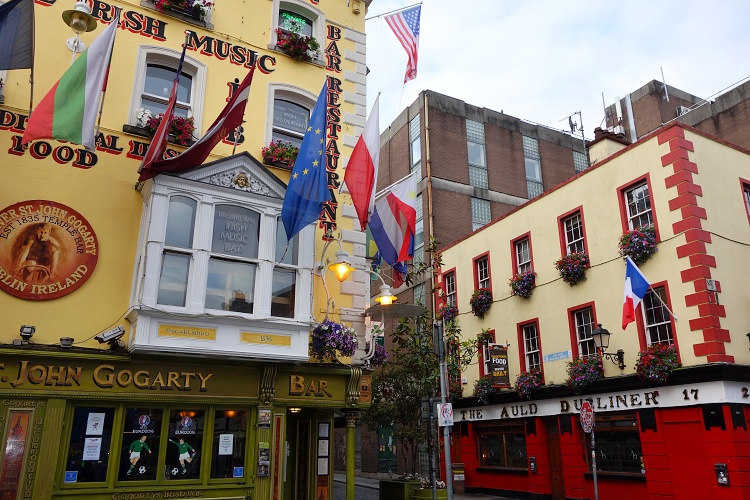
[94,9,121,148]
[231,123,242,155]
[648,286,678,322]
[28,0,35,117]
[365,2,422,21]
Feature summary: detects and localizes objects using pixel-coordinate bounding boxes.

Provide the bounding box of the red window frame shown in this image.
[442,268,457,308]
[633,280,680,355]
[567,301,598,359]
[510,231,533,275]
[478,329,497,378]
[516,319,543,378]
[616,174,661,240]
[557,206,589,257]
[740,178,750,227]
[473,251,492,292]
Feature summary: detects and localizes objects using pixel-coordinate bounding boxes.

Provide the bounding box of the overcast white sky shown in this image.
[364,0,750,138]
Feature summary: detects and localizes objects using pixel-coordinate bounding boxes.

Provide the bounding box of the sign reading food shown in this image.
[0,200,98,300]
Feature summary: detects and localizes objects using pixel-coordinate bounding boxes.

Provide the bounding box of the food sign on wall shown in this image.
[0,200,98,300]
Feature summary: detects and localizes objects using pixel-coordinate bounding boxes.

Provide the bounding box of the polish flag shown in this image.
[344,96,379,231]
[622,256,651,329]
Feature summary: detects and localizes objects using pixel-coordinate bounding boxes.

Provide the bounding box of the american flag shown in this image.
[385,5,421,83]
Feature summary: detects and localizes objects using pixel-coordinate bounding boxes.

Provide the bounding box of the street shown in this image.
[332,480,379,500]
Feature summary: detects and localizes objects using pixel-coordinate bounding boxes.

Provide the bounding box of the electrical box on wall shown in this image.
[528,457,537,473]
[715,463,729,485]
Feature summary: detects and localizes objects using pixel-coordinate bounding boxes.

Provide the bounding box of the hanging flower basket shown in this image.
[364,342,388,367]
[514,369,543,398]
[261,140,299,168]
[438,304,458,323]
[619,226,658,265]
[469,288,493,317]
[565,354,603,394]
[509,270,536,298]
[310,320,358,360]
[554,252,590,286]
[473,375,497,404]
[144,114,196,146]
[275,25,320,62]
[635,344,679,383]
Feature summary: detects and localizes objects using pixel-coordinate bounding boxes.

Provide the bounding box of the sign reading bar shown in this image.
[490,344,510,387]
[241,332,291,347]
[158,324,217,341]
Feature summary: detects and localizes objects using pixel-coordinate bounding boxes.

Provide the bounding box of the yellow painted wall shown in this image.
[0,0,365,347]
[441,128,750,392]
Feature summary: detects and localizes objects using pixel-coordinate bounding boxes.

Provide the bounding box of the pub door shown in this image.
[546,418,565,499]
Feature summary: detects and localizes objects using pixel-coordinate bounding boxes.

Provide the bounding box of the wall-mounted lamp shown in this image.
[20,325,35,341]
[60,337,74,348]
[374,283,397,306]
[62,1,97,58]
[591,323,625,370]
[315,231,356,318]
[289,407,302,414]
[328,249,355,283]
[223,410,237,418]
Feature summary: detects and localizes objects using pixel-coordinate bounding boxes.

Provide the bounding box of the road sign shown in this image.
[437,403,453,427]
[580,400,594,433]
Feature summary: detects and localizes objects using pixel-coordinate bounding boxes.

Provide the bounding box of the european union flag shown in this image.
[281,80,331,241]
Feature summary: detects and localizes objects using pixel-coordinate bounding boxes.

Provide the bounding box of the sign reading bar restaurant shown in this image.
[0,200,99,300]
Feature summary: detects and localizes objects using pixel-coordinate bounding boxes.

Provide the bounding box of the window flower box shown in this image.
[262,140,298,168]
[275,24,320,62]
[155,0,212,21]
[437,304,458,323]
[619,226,657,265]
[565,355,603,394]
[509,270,536,298]
[469,288,492,317]
[514,369,542,398]
[474,375,497,404]
[635,343,679,383]
[143,114,196,146]
[554,252,590,286]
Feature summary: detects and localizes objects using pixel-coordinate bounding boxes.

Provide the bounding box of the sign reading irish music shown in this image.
[0,200,98,300]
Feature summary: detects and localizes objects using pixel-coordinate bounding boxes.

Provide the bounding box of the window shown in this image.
[272,99,310,148]
[573,150,588,173]
[119,408,163,481]
[624,182,653,229]
[64,407,116,483]
[476,422,527,468]
[278,9,312,36]
[165,410,205,479]
[409,115,421,176]
[479,329,496,377]
[471,197,491,231]
[521,322,541,371]
[562,211,585,255]
[572,307,596,358]
[741,179,750,224]
[129,46,206,133]
[523,136,543,199]
[157,196,196,307]
[444,271,456,307]
[642,287,673,346]
[413,283,425,306]
[513,237,531,274]
[585,413,642,473]
[474,254,490,290]
[467,119,488,189]
[211,410,247,478]
[414,193,424,265]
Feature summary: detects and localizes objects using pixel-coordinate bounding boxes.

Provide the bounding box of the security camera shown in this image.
[95,326,125,344]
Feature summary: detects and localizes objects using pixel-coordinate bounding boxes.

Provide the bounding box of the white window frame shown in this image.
[515,238,531,274]
[522,323,541,371]
[642,287,674,346]
[128,46,206,134]
[265,83,317,150]
[563,212,585,255]
[574,308,596,358]
[476,256,490,290]
[271,0,325,48]
[624,182,653,230]
[444,272,456,307]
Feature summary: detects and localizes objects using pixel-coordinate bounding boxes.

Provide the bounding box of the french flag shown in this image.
[369,172,417,267]
[622,256,651,329]
[344,96,379,231]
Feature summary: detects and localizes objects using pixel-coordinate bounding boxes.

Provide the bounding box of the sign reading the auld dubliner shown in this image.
[0,200,98,300]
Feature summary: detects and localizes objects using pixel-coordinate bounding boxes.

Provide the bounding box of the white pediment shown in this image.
[178,152,287,199]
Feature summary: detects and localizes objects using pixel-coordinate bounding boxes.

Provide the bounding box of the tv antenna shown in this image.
[560,111,589,169]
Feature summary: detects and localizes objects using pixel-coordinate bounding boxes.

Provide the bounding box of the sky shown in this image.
[364,0,750,138]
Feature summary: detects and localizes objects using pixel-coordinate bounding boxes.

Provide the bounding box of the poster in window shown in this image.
[0,411,30,497]
[86,412,106,435]
[317,457,329,475]
[258,447,270,464]
[258,409,271,429]
[257,463,269,477]
[218,434,234,456]
[317,439,329,457]
[83,437,103,461]
[490,344,510,387]
[318,422,329,438]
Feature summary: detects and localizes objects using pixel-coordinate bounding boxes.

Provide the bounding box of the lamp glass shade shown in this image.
[591,324,610,351]
[62,2,98,34]
[374,284,397,306]
[328,250,354,282]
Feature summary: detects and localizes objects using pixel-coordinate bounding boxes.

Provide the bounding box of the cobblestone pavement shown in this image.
[332,480,379,500]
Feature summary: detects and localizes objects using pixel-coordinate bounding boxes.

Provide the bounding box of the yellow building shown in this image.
[0,0,374,498]
[439,124,750,499]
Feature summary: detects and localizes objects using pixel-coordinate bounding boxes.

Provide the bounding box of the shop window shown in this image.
[476,422,527,469]
[444,270,456,307]
[64,407,115,484]
[211,410,248,478]
[119,408,163,481]
[165,410,205,479]
[0,411,32,496]
[128,46,206,133]
[585,412,642,473]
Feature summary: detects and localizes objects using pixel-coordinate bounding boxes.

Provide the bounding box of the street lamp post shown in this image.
[435,320,454,500]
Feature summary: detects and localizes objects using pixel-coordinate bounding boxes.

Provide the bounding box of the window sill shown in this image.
[140,0,214,30]
[476,466,528,474]
[122,124,195,147]
[267,44,324,66]
[583,471,646,481]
